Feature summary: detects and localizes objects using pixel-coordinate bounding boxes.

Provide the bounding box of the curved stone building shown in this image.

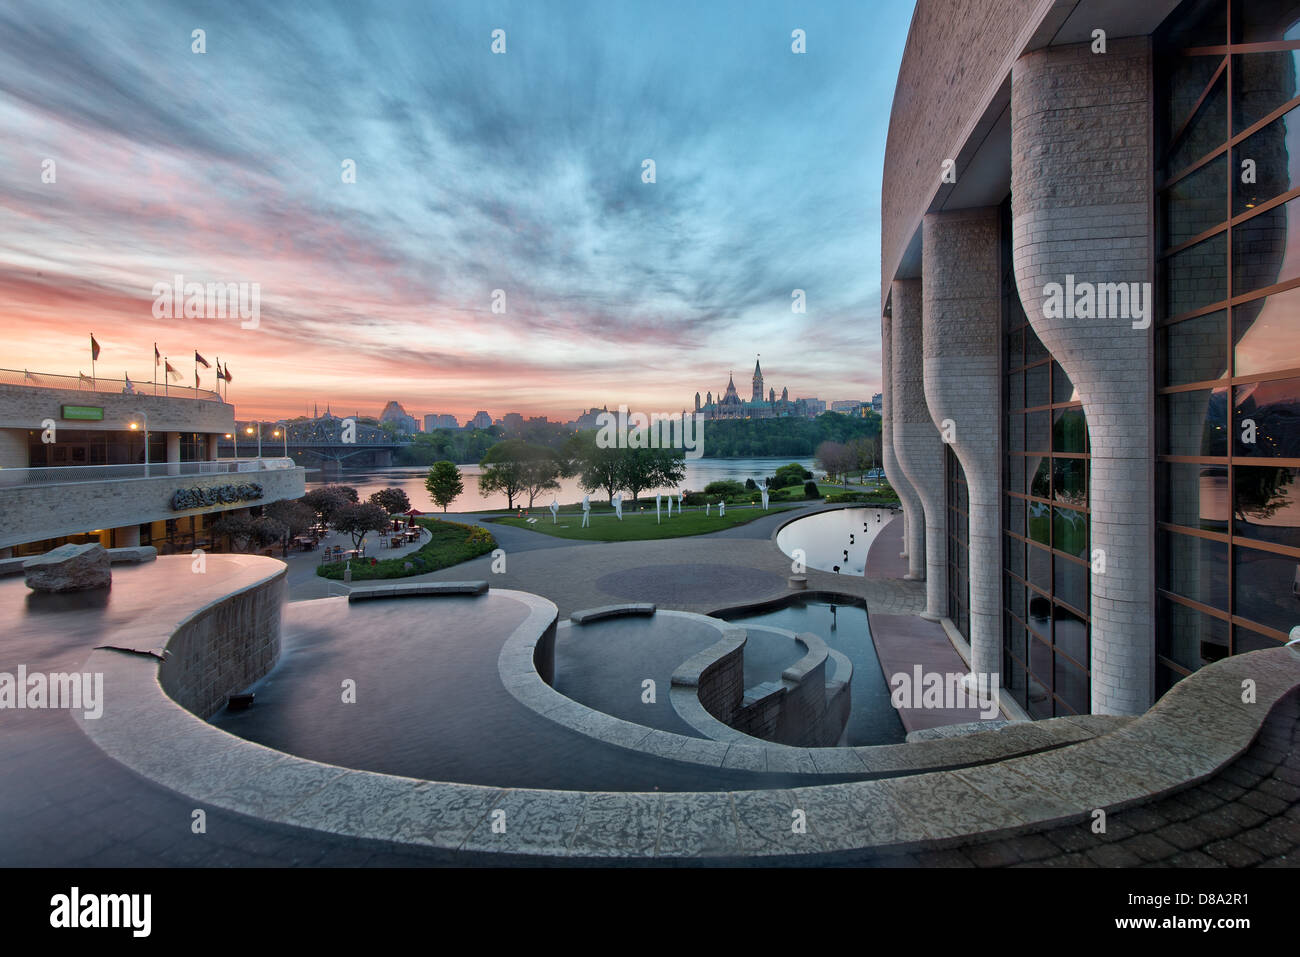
[881,0,1300,717]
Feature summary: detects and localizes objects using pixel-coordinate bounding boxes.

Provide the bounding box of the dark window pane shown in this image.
[1233,105,1300,215]
[1234,624,1285,653]
[1158,596,1230,670]
[1233,543,1300,635]
[1029,456,1051,497]
[1028,541,1052,591]
[1007,655,1028,709]
[1027,410,1051,451]
[1234,465,1300,549]
[1233,287,1300,376]
[1026,362,1050,408]
[1053,654,1089,714]
[1054,557,1089,616]
[1053,506,1089,560]
[1162,529,1230,610]
[1029,633,1052,682]
[1168,72,1227,174]
[1053,458,1087,507]
[1007,579,1026,620]
[1008,411,1024,452]
[1006,615,1027,664]
[1052,407,1088,453]
[1007,329,1023,370]
[1232,197,1300,296]
[1164,154,1227,246]
[1165,387,1229,455]
[1025,325,1048,364]
[1026,674,1052,720]
[1163,462,1230,531]
[1008,371,1024,411]
[1163,231,1228,317]
[1233,51,1300,135]
[1052,361,1077,403]
[1029,501,1051,546]
[1007,497,1026,538]
[1161,310,1228,386]
[1234,376,1300,457]
[1232,0,1300,44]
[1007,454,1025,495]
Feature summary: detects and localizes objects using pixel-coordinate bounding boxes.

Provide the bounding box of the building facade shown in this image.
[693,359,810,419]
[0,378,304,556]
[881,0,1300,717]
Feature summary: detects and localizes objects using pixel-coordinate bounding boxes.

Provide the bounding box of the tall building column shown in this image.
[922,207,1002,680]
[165,431,181,476]
[881,313,924,576]
[892,278,946,617]
[1012,38,1155,715]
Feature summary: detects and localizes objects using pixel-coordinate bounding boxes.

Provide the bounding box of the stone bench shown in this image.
[346,581,488,602]
[570,603,656,625]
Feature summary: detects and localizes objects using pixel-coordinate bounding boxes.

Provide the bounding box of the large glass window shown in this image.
[1155,0,1300,696]
[946,446,970,641]
[1001,198,1091,717]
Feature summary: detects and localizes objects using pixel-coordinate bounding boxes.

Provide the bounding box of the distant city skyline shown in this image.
[0,0,912,421]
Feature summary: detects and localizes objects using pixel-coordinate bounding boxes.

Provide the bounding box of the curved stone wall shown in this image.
[882,313,925,575]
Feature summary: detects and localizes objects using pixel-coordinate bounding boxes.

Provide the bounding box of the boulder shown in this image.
[23,543,112,592]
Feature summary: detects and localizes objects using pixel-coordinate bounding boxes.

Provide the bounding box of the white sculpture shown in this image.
[655,493,661,524]
[613,493,623,520]
[719,500,726,517]
[581,495,591,528]
[706,502,710,517]
[549,498,559,523]
[761,481,769,510]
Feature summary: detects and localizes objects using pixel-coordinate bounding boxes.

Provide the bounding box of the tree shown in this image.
[847,436,880,482]
[425,461,464,512]
[265,500,316,551]
[816,440,853,484]
[478,439,556,510]
[369,487,411,515]
[332,502,391,550]
[301,487,350,523]
[211,513,256,552]
[574,433,624,503]
[618,447,686,503]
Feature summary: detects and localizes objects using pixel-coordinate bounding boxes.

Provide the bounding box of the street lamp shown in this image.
[245,423,262,458]
[224,432,236,460]
[128,411,149,476]
[273,427,287,457]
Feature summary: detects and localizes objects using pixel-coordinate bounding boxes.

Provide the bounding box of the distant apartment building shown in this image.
[574,407,607,430]
[424,413,459,430]
[830,399,867,413]
[501,412,525,434]
[379,400,418,433]
[799,398,826,416]
[467,411,492,430]
[871,393,883,413]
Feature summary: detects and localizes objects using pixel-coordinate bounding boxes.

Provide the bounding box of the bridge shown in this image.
[215,427,412,471]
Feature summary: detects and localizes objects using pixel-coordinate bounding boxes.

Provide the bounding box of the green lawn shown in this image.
[486,503,799,541]
[316,517,496,580]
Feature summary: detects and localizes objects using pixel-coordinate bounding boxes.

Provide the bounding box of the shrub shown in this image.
[703,479,746,499]
[317,518,496,580]
[744,478,757,490]
[803,480,820,499]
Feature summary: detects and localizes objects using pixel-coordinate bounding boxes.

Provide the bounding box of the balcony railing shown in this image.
[0,458,296,488]
[0,367,223,401]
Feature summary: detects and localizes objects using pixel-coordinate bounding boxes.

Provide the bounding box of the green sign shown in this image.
[61,405,104,421]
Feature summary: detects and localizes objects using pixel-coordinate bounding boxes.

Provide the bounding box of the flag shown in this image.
[154,343,160,363]
[165,361,181,382]
[195,370,201,388]
[223,362,232,383]
[23,369,34,382]
[90,335,100,361]
[79,372,92,384]
[215,361,226,381]
[195,351,210,368]
[123,373,136,394]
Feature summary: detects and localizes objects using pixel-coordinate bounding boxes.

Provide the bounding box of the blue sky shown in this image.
[0,0,914,420]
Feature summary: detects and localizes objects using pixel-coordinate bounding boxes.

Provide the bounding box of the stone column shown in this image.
[922,207,1002,680]
[891,278,946,617]
[114,525,141,547]
[166,431,181,476]
[1012,38,1155,715]
[882,312,924,576]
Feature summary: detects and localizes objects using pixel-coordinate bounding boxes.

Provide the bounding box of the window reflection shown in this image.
[1233,286,1300,375]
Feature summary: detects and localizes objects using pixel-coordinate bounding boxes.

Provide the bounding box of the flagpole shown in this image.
[153,343,158,395]
[164,357,169,396]
[90,332,95,389]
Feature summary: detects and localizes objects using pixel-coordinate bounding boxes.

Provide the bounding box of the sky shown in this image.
[0,0,913,423]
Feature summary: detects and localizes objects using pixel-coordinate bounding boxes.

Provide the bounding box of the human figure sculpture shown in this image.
[613,493,623,520]
[549,498,559,523]
[719,501,726,517]
[581,495,591,528]
[655,493,661,524]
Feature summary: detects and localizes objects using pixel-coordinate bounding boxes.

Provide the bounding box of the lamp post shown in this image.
[128,411,149,477]
[273,427,287,457]
[224,432,235,461]
[245,423,262,458]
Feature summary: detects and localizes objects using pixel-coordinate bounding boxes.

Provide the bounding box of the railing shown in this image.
[0,367,223,401]
[0,458,296,488]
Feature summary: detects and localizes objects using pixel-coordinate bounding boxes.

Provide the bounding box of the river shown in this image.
[304,456,818,513]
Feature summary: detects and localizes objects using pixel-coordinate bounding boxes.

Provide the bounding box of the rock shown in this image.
[23,543,112,592]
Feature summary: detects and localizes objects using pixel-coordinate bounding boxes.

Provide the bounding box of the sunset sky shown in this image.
[0,0,910,422]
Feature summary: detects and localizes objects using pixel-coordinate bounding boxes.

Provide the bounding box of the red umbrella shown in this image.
[404,507,424,529]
